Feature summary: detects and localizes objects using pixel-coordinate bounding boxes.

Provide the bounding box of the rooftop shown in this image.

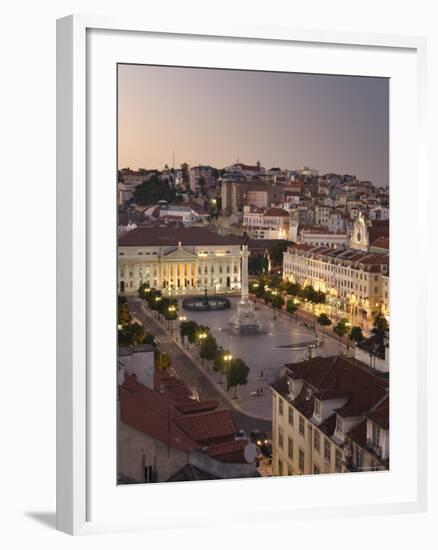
[119,226,242,247]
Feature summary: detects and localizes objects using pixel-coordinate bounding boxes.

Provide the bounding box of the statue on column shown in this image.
[229,241,262,335]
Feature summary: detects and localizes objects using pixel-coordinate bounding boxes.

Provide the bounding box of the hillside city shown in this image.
[117,161,390,483]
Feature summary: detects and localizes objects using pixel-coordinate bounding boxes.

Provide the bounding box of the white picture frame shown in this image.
[56,15,428,535]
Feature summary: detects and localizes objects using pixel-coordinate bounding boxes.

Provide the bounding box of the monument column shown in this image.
[241,244,249,302]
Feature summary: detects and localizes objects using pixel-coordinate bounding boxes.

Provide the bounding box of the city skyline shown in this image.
[118,64,389,187]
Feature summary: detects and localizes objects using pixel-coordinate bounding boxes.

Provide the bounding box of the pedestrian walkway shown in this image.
[154,335,174,345]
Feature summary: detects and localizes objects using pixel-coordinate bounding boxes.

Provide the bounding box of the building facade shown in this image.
[283,215,389,322]
[118,225,243,294]
[271,356,389,478]
[243,207,290,239]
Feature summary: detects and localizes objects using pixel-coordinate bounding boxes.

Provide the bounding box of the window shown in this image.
[314,430,320,452]
[278,427,284,449]
[287,437,293,460]
[144,465,153,483]
[299,416,305,436]
[279,398,284,416]
[288,406,294,426]
[314,399,321,416]
[336,415,343,435]
[335,449,342,472]
[299,449,305,472]
[324,438,331,463]
[372,423,380,447]
[354,448,363,471]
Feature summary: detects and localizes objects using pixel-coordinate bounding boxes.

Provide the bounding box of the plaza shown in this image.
[179,296,340,419]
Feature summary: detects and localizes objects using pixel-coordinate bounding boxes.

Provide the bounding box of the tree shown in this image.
[155,351,171,370]
[180,163,190,185]
[333,319,348,347]
[349,326,364,345]
[199,334,218,367]
[373,313,389,333]
[179,320,198,345]
[137,282,151,300]
[213,349,232,384]
[226,358,250,398]
[140,332,156,347]
[118,321,145,347]
[284,281,301,297]
[194,325,210,346]
[118,302,132,326]
[133,173,177,205]
[271,294,285,314]
[250,280,266,299]
[317,313,332,335]
[286,299,298,317]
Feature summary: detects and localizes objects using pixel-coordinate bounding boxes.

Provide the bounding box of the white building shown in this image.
[118,225,243,294]
[243,207,290,240]
[282,243,389,322]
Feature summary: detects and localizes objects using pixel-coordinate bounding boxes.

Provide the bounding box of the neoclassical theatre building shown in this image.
[118,225,243,294]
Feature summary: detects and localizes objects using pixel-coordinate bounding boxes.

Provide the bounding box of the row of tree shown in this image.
[117,295,156,348]
[179,319,249,397]
[249,277,326,314]
[118,295,174,370]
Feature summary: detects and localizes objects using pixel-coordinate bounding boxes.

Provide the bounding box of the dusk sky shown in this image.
[118,64,389,187]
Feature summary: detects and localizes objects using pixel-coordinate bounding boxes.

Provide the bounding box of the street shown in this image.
[128,297,272,437]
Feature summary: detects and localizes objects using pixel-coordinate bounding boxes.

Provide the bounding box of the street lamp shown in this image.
[168,305,176,334]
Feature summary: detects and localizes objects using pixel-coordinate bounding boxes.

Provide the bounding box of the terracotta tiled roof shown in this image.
[175,410,237,444]
[284,355,389,418]
[119,226,242,247]
[175,399,218,415]
[207,439,247,463]
[119,375,200,453]
[367,397,389,429]
[263,208,289,217]
[371,236,390,249]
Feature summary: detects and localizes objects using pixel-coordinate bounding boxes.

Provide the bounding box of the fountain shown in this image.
[182,286,231,312]
[229,243,263,335]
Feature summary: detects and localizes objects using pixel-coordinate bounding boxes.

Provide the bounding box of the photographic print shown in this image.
[116,65,389,484]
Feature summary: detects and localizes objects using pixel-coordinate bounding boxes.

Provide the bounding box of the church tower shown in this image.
[350,212,369,251]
